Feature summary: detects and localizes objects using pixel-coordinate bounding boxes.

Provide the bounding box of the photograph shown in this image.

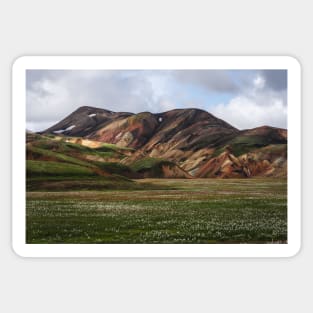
[25,67,288,244]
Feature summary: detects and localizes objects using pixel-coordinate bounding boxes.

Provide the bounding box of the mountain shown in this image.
[43,106,133,137]
[44,106,238,148]
[196,144,287,178]
[37,106,287,179]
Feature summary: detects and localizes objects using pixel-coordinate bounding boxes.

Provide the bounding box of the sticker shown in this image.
[12,56,301,257]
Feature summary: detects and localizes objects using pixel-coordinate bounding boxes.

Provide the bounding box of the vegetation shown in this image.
[28,135,128,160]
[94,142,134,152]
[92,161,135,176]
[26,178,287,244]
[26,159,139,191]
[26,160,96,177]
[212,135,273,157]
[26,135,137,190]
[131,157,173,171]
[27,146,94,168]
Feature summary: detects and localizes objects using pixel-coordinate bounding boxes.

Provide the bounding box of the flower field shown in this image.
[26,178,287,244]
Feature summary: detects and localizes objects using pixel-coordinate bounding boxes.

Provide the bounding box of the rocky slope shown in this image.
[196,144,287,178]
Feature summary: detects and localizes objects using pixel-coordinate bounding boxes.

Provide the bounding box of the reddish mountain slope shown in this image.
[42,106,287,178]
[196,144,287,178]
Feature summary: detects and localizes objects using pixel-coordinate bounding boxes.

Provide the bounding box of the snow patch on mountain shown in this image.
[53,125,75,134]
[65,125,76,131]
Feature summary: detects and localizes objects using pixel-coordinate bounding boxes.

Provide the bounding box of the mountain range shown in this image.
[26,105,287,189]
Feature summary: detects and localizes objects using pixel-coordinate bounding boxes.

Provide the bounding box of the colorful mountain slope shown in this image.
[37,106,287,179]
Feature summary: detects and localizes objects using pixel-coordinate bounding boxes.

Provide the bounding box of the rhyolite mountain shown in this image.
[43,106,238,148]
[37,105,287,179]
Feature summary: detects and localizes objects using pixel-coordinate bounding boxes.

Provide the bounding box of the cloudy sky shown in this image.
[26,69,287,131]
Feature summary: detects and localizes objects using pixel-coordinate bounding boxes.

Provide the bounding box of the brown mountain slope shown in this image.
[196,144,287,178]
[90,108,239,169]
[44,107,239,149]
[42,106,287,178]
[88,112,160,149]
[130,157,193,179]
[142,108,237,151]
[43,106,133,137]
[241,125,287,140]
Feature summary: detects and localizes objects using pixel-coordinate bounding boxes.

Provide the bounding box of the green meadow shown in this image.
[26,178,287,244]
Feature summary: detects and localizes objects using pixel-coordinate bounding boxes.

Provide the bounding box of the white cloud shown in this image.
[210,72,287,130]
[26,79,73,130]
[158,99,177,112]
[211,96,287,130]
[253,75,265,89]
[26,71,159,131]
[26,70,288,131]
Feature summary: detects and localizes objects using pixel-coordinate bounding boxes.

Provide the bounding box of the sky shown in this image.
[26,69,287,131]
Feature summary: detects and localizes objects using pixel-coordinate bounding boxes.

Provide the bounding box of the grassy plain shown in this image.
[26,178,287,244]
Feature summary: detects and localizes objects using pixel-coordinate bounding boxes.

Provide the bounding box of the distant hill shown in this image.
[34,106,287,180]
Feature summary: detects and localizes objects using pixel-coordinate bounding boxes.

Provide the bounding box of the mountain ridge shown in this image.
[35,105,287,179]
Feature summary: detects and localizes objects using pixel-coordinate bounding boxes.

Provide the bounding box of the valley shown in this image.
[26,106,288,244]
